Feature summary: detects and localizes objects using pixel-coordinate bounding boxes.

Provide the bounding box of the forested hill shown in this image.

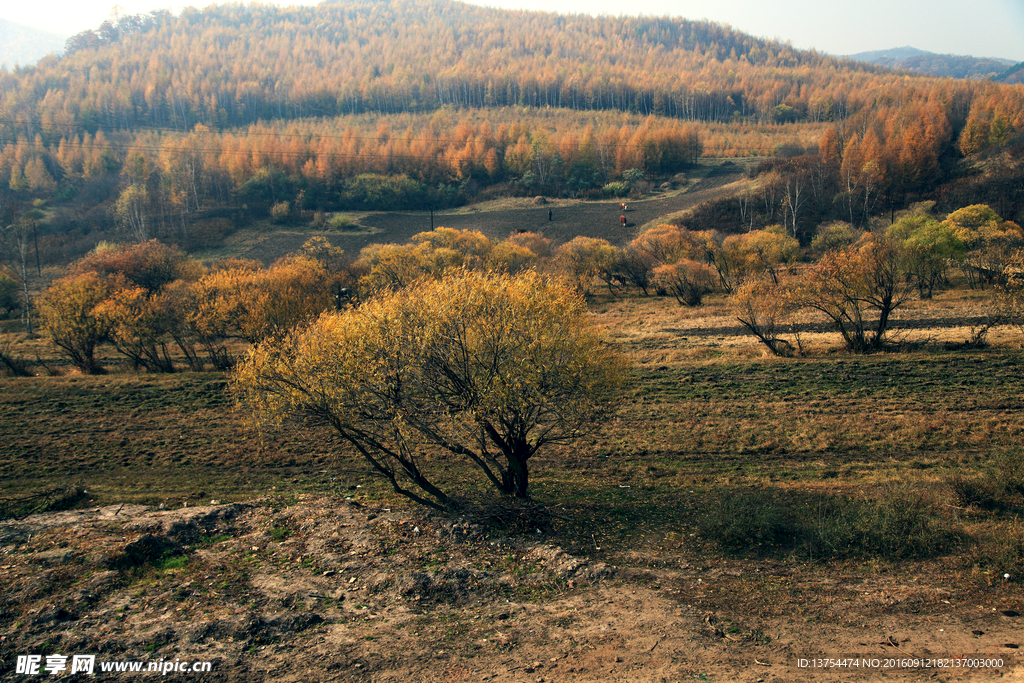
[993,63,1024,84]
[3,0,1023,140]
[2,0,892,130]
[1,0,1023,256]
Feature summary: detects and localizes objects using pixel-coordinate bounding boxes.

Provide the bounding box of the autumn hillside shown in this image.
[0,0,1023,265]
[5,0,888,129]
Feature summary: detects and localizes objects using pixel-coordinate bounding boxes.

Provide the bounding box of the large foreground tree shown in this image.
[233,269,627,510]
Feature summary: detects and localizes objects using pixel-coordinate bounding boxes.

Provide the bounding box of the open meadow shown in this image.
[1,287,1023,681]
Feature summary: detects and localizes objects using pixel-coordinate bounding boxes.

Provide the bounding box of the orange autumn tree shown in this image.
[733,277,800,357]
[794,235,916,353]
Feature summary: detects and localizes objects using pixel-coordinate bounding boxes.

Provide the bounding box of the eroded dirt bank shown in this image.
[1,498,1021,682]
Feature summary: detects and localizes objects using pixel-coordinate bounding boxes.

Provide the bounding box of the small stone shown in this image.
[32,550,75,565]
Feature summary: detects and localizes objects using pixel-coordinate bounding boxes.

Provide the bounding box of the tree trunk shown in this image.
[504,442,532,498]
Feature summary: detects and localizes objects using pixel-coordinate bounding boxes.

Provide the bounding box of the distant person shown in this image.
[548,209,553,221]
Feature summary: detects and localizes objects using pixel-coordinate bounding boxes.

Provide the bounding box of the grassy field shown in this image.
[2,288,1023,583]
[2,287,1023,681]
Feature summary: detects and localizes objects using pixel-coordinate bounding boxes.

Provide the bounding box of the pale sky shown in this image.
[4,0,1023,62]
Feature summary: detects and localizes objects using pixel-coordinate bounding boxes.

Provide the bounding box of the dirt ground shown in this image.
[231,162,750,263]
[1,498,1020,682]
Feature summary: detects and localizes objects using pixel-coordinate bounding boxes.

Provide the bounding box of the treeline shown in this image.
[677,96,1024,240]
[896,53,1012,80]
[30,232,562,373]
[0,111,705,245]
[3,97,1020,264]
[1,0,1022,254]
[852,49,1014,80]
[24,202,1023,375]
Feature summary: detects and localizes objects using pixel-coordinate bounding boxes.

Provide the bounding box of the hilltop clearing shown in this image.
[224,161,750,263]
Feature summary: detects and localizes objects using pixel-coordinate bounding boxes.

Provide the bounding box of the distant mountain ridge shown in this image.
[0,18,67,68]
[846,45,1017,80]
[992,62,1024,84]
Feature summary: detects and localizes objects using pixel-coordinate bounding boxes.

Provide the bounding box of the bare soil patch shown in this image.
[0,498,1020,682]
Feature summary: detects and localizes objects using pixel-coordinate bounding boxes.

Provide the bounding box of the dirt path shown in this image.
[358,165,748,249]
[237,165,749,262]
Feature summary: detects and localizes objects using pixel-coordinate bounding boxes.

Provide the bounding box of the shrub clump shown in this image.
[698,484,959,561]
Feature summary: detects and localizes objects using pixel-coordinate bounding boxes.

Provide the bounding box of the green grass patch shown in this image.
[157,554,191,571]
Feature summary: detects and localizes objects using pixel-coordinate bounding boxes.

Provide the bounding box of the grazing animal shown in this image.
[620,215,627,227]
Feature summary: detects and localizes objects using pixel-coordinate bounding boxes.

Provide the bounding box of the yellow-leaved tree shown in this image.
[941,205,1023,288]
[95,286,178,373]
[233,269,628,509]
[721,226,800,286]
[732,277,801,357]
[39,272,120,374]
